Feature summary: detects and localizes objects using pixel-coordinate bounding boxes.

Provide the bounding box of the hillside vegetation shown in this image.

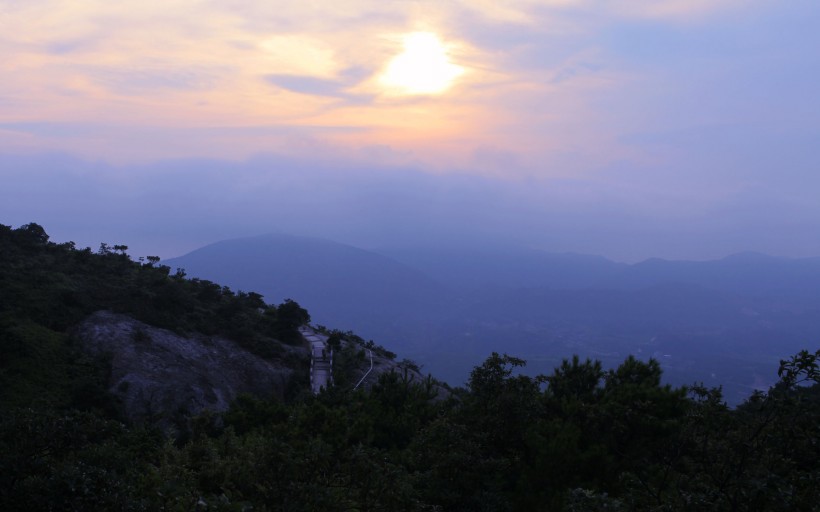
[1,223,818,511]
[0,223,314,406]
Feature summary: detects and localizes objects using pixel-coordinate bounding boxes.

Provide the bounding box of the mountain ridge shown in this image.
[165,232,454,345]
[166,233,820,403]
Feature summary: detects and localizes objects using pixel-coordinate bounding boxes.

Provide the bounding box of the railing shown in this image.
[353,349,374,390]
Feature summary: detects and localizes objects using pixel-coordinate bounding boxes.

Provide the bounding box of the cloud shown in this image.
[263,74,375,105]
[608,0,748,22]
[3,151,820,264]
[2,0,819,260]
[90,66,223,95]
[0,122,101,138]
[45,38,97,55]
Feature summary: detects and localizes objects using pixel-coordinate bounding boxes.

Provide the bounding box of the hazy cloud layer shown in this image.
[1,1,819,260]
[2,152,819,263]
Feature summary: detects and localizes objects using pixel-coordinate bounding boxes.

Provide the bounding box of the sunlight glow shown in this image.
[379,32,464,95]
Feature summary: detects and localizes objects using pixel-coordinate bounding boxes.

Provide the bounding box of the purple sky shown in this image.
[2,1,819,262]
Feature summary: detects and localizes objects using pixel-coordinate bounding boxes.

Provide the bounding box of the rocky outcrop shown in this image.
[75,311,305,430]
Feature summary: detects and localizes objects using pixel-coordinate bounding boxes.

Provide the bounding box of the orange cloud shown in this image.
[0,0,766,171]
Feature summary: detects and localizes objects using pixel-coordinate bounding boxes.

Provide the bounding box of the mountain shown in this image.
[0,223,318,416]
[0,223,423,427]
[619,252,820,303]
[166,235,820,403]
[165,233,453,347]
[2,222,818,511]
[377,242,626,289]
[381,243,820,303]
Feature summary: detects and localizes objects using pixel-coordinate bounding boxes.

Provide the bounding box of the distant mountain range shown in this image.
[380,244,820,301]
[165,234,453,344]
[166,234,820,404]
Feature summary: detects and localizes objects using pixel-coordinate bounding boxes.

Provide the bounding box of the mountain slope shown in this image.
[618,252,820,302]
[2,223,818,512]
[382,243,820,302]
[165,233,453,347]
[0,223,312,412]
[377,242,626,289]
[164,234,820,405]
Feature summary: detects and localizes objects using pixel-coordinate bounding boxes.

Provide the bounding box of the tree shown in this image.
[546,355,603,402]
[276,299,311,330]
[15,223,49,244]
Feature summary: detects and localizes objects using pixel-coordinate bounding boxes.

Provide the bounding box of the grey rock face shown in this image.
[75,311,304,429]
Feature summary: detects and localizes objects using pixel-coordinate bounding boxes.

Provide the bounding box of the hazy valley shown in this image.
[166,233,820,405]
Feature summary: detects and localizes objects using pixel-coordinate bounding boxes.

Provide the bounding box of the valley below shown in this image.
[166,234,820,405]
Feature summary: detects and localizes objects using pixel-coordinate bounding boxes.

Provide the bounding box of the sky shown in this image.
[1,0,819,262]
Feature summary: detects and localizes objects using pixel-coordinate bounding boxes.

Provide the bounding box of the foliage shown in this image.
[0,222,310,409]
[2,348,817,511]
[1,223,818,510]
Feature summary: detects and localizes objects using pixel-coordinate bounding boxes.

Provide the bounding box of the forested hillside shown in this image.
[1,223,818,511]
[0,223,314,409]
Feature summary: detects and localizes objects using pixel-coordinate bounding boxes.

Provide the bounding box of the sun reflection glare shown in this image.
[379,32,464,95]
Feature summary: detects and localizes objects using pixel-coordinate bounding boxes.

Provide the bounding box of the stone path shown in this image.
[300,326,332,394]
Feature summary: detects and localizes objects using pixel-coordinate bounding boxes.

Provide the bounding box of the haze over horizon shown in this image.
[2,1,819,262]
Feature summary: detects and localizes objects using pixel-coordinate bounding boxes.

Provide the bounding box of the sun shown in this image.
[380,32,464,95]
